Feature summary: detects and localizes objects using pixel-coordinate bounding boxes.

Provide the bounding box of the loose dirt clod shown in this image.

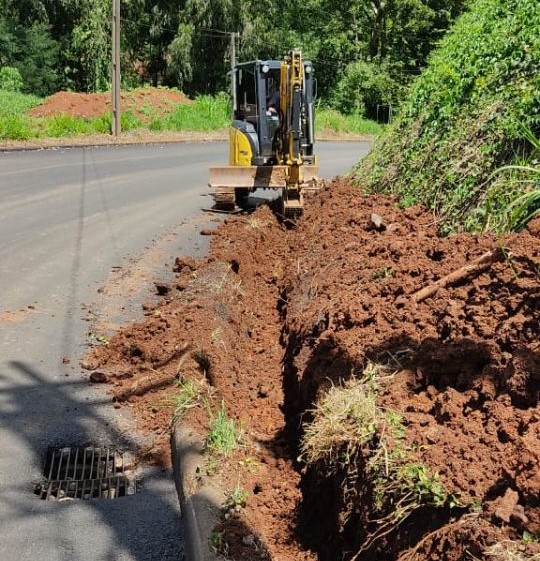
[89,180,540,561]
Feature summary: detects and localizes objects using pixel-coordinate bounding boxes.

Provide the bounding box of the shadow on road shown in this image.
[0,360,184,561]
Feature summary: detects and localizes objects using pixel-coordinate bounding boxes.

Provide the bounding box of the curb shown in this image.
[0,133,373,153]
[171,425,221,561]
[0,136,228,153]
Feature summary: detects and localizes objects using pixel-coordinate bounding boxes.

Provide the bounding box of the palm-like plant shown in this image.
[498,125,540,231]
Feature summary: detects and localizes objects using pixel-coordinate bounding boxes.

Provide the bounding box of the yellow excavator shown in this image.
[209,50,319,216]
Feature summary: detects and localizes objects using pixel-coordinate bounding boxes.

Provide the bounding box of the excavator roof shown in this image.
[234,59,313,72]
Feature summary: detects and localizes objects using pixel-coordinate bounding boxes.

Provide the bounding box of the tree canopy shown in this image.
[0,0,466,113]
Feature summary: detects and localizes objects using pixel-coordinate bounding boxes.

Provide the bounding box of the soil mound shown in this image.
[88,181,540,561]
[28,87,191,119]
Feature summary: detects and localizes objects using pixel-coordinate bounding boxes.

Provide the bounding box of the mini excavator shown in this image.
[209,50,319,216]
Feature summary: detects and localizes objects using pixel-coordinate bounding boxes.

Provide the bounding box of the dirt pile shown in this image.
[28,87,191,119]
[87,181,540,561]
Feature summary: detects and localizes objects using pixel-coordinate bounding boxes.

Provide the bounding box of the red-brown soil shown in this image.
[88,181,540,561]
[28,87,191,119]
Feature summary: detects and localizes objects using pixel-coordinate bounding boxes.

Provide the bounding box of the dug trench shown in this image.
[87,181,540,561]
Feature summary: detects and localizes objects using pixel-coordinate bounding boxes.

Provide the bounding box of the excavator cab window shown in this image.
[264,71,280,110]
[236,67,258,123]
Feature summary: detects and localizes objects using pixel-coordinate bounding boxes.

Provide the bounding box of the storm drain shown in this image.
[34,446,136,501]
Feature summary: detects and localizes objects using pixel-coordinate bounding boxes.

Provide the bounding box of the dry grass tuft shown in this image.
[483,543,540,561]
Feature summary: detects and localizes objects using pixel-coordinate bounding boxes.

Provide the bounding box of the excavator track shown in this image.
[213,187,236,211]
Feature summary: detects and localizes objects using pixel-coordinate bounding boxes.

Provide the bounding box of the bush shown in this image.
[0,67,23,92]
[332,61,405,120]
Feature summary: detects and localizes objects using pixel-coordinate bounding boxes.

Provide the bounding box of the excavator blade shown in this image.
[209,165,319,189]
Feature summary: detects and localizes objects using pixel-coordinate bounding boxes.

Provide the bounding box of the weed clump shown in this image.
[205,402,241,458]
[300,364,459,555]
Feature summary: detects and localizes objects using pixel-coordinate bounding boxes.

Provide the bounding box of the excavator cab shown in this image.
[209,51,319,215]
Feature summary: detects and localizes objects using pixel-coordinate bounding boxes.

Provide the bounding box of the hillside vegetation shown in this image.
[355,0,540,233]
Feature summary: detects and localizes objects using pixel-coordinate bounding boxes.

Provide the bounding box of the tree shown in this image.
[60,0,110,91]
[0,8,61,96]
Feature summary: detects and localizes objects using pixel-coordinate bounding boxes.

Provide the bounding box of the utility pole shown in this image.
[230,32,237,117]
[111,0,121,136]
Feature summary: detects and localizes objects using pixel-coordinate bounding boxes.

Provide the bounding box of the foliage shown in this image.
[497,126,540,231]
[0,66,23,91]
[0,90,41,140]
[224,483,249,511]
[0,12,61,96]
[331,60,405,119]
[149,93,230,132]
[169,379,203,424]
[316,108,383,136]
[0,88,385,141]
[355,0,540,233]
[0,0,466,112]
[60,0,110,91]
[166,23,194,91]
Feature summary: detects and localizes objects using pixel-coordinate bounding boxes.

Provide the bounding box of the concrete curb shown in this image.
[0,133,373,153]
[0,136,227,153]
[171,425,222,561]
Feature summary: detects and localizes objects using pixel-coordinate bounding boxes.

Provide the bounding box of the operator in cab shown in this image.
[267,88,280,116]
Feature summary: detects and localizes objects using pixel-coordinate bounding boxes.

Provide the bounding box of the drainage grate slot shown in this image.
[35,446,136,501]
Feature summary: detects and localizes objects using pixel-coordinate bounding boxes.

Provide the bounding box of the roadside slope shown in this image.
[355,0,540,233]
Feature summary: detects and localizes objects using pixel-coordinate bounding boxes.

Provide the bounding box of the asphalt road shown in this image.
[0,140,371,561]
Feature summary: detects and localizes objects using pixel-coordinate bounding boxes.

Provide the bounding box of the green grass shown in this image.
[205,402,240,458]
[169,379,203,424]
[0,87,380,141]
[0,90,42,140]
[224,483,249,512]
[149,93,230,132]
[0,90,42,117]
[316,108,383,136]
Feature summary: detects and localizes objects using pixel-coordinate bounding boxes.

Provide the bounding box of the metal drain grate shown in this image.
[34,446,136,501]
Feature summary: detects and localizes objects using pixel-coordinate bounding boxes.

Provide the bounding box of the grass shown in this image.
[224,483,249,512]
[300,363,459,552]
[0,87,381,141]
[496,126,540,231]
[0,89,146,140]
[170,379,203,424]
[205,402,241,458]
[480,543,540,561]
[149,93,230,132]
[316,107,383,136]
[209,531,227,556]
[0,90,41,140]
[0,90,42,117]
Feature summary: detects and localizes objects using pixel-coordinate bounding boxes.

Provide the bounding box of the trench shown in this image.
[275,306,483,560]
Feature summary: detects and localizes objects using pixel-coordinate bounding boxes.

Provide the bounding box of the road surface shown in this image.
[0,141,371,561]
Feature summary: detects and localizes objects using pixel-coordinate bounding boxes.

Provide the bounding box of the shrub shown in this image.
[355,0,540,233]
[332,60,405,120]
[0,67,23,92]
